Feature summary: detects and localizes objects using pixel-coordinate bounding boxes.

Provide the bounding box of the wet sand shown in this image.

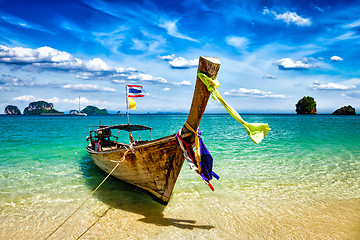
[1,191,359,239]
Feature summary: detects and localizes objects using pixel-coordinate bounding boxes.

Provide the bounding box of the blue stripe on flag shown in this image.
[129,88,142,94]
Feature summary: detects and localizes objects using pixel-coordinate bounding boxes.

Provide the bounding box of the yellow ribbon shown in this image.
[184,121,201,173]
[197,70,270,144]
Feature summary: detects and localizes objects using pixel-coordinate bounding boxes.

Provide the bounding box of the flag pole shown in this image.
[126,85,129,124]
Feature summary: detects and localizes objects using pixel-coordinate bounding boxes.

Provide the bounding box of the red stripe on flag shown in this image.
[127,85,143,88]
[128,94,145,98]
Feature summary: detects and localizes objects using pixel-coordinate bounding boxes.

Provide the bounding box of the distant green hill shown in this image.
[82,105,109,115]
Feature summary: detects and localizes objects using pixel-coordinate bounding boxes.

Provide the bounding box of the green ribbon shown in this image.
[197,70,270,144]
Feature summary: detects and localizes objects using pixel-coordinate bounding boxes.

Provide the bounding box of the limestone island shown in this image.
[332,105,356,115]
[24,101,63,115]
[296,96,317,114]
[4,105,21,115]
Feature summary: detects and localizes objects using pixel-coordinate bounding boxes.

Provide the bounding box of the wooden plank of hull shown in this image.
[87,134,187,204]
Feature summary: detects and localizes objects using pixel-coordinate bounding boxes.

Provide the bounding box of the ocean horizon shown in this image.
[1,114,359,239]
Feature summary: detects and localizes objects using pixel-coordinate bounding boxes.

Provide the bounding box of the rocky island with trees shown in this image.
[332,105,356,115]
[296,96,317,114]
[3,98,357,115]
[4,101,109,115]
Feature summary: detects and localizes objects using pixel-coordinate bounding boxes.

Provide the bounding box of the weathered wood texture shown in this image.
[87,134,186,204]
[183,56,221,137]
[87,56,221,204]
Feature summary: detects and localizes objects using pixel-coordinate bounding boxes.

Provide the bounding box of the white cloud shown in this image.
[312,81,355,90]
[158,19,198,42]
[127,73,167,83]
[62,84,117,92]
[0,45,74,63]
[12,95,113,109]
[224,88,286,98]
[169,57,198,69]
[163,87,171,91]
[263,8,312,27]
[226,36,249,53]
[0,45,138,74]
[13,95,37,101]
[158,54,176,61]
[330,56,343,62]
[0,45,172,85]
[275,58,317,70]
[331,31,360,42]
[158,54,198,69]
[1,14,50,33]
[343,19,360,29]
[176,80,191,86]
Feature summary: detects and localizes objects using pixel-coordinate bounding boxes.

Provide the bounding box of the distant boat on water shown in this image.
[76,96,87,116]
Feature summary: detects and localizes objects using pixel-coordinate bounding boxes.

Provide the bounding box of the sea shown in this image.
[0,114,359,239]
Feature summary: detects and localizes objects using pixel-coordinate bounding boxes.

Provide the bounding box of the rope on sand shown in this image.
[45,144,133,239]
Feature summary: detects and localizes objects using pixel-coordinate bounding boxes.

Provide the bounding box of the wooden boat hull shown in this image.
[86,134,188,204]
[86,56,221,204]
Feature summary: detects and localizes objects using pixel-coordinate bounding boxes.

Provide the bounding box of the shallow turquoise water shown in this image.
[0,114,359,238]
[1,114,359,203]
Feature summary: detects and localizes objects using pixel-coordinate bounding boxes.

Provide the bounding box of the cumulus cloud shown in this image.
[0,45,176,85]
[312,81,355,90]
[62,84,117,92]
[224,88,286,98]
[0,45,126,74]
[157,54,176,61]
[158,19,198,42]
[226,36,249,53]
[263,8,312,27]
[169,57,198,69]
[0,45,74,64]
[0,73,117,93]
[126,73,167,83]
[13,95,37,101]
[175,80,191,86]
[331,56,343,62]
[275,58,317,70]
[158,54,198,69]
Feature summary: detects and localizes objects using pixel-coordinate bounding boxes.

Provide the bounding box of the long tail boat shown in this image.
[86,56,220,205]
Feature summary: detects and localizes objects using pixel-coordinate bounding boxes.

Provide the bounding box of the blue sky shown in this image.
[1,0,360,114]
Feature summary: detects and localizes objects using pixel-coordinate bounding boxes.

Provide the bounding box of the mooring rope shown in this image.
[45,144,133,240]
[76,205,112,240]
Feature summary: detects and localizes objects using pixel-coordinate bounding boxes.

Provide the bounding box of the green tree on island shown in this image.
[296,96,317,114]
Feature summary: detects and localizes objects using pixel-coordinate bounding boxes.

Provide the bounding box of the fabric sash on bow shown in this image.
[197,70,270,144]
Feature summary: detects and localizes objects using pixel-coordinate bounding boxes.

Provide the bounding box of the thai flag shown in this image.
[127,85,144,98]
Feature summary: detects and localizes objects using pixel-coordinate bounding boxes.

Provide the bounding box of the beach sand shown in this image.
[1,188,359,239]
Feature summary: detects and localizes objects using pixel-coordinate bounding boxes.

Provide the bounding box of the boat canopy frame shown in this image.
[90,124,152,133]
[89,124,153,144]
